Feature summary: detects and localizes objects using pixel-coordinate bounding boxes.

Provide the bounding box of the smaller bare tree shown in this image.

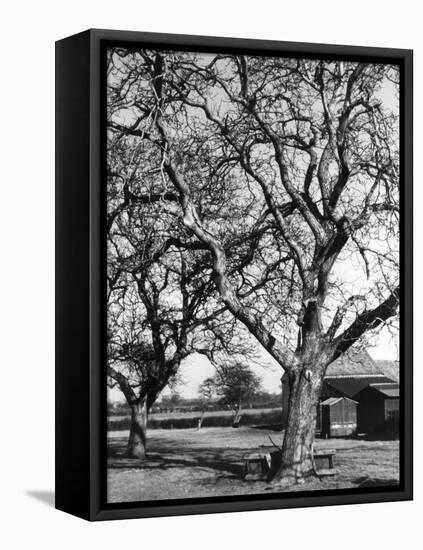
[201,363,262,427]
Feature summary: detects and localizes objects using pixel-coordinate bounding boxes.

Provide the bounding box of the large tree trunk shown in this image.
[125,398,148,459]
[272,367,323,485]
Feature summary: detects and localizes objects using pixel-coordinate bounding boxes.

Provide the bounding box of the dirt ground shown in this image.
[107,426,400,503]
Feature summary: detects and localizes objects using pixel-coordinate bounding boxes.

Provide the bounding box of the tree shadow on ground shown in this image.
[251,424,283,432]
[354,476,399,488]
[107,436,251,480]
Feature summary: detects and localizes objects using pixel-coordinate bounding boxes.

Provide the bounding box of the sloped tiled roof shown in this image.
[325,375,395,399]
[325,349,381,377]
[375,360,400,382]
[368,382,400,398]
[281,348,399,388]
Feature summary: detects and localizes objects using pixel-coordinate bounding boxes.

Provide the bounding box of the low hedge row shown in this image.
[108,409,283,431]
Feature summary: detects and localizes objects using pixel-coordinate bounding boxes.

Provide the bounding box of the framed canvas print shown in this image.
[55,29,413,521]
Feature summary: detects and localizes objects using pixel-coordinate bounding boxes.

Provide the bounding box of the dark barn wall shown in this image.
[357,392,385,433]
[321,405,330,437]
[385,398,400,420]
[316,404,322,432]
[356,383,400,435]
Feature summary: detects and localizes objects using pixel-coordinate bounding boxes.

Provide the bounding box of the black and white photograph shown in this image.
[105,44,404,505]
[1,0,421,544]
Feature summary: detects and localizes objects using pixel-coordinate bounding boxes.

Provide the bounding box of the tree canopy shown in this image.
[106,47,400,480]
[107,50,399,370]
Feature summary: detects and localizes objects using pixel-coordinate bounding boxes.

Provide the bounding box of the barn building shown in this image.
[281,349,398,436]
[355,382,400,434]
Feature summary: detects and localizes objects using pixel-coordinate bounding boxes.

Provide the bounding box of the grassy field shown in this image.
[107,426,399,503]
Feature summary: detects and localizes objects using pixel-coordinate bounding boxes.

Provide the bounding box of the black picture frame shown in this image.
[55,28,413,521]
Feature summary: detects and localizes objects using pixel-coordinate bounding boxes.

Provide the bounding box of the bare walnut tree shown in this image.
[107,135,258,458]
[107,49,399,483]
